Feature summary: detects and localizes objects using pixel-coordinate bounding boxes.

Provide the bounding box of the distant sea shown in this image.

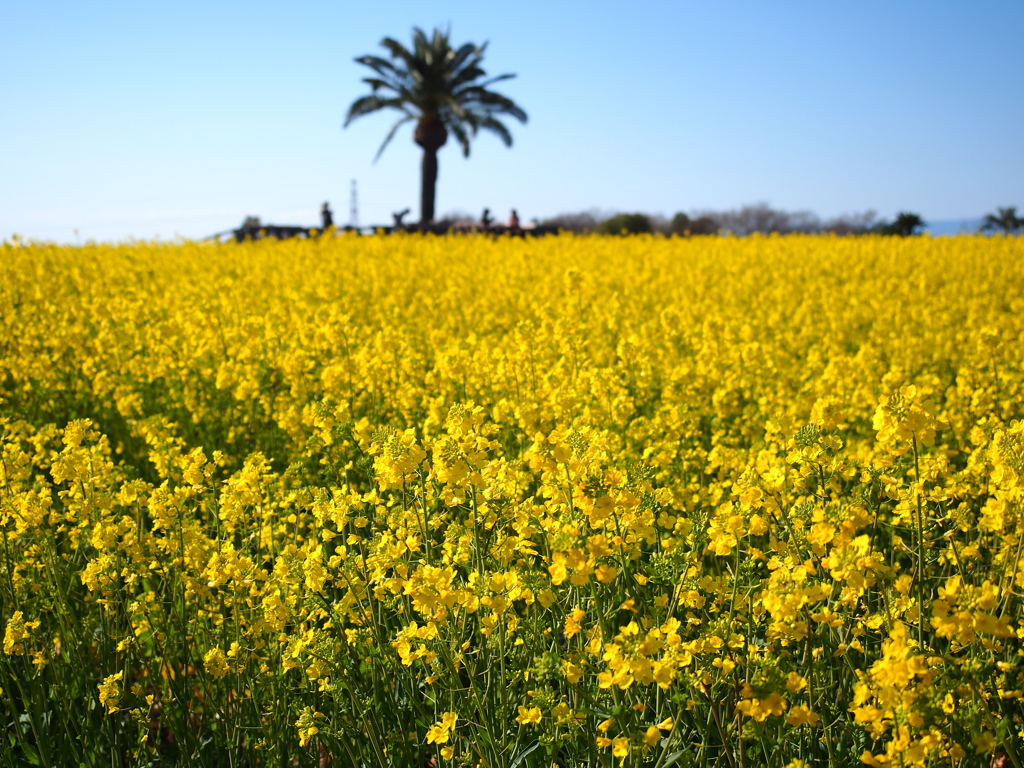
[925,218,985,236]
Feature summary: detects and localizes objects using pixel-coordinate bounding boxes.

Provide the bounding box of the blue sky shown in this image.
[2,0,1021,241]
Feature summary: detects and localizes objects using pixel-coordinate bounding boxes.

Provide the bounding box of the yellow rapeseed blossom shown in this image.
[97,671,123,713]
[203,648,231,678]
[515,705,542,725]
[3,611,38,656]
[425,711,458,744]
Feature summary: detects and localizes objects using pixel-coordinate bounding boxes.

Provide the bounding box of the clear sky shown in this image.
[2,0,1021,242]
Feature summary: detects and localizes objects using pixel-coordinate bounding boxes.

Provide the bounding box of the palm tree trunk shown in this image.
[420,148,438,226]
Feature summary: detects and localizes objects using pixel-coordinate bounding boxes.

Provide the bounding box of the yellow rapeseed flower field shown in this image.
[1,233,1023,767]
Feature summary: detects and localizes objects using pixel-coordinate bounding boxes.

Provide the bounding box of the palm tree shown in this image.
[344,27,527,226]
[879,212,924,237]
[980,206,1022,235]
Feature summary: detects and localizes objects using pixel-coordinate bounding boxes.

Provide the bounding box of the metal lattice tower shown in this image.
[349,179,359,228]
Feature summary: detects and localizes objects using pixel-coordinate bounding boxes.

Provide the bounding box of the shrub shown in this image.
[594,212,653,235]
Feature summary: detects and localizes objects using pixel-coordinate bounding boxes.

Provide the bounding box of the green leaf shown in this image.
[509,740,541,768]
[22,744,42,766]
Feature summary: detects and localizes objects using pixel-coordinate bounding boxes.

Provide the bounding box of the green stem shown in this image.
[911,435,926,649]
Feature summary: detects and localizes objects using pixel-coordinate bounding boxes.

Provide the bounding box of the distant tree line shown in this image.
[540,204,915,236]
[539,204,1020,237]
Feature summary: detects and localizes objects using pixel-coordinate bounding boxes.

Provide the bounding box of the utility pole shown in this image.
[349,179,359,229]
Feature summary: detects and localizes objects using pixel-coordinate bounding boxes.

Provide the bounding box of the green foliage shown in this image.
[878,211,925,237]
[668,212,718,236]
[595,213,653,235]
[980,206,1022,235]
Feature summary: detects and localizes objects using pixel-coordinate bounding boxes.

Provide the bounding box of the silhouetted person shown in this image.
[508,209,520,229]
[321,202,334,230]
[393,208,411,229]
[481,208,493,228]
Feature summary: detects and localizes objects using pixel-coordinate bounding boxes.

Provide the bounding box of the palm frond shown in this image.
[380,36,420,75]
[448,122,472,158]
[429,27,447,58]
[448,43,480,76]
[476,73,516,89]
[360,77,399,93]
[345,95,406,126]
[476,116,514,147]
[373,114,415,162]
[353,55,406,84]
[450,65,489,89]
[455,88,528,123]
